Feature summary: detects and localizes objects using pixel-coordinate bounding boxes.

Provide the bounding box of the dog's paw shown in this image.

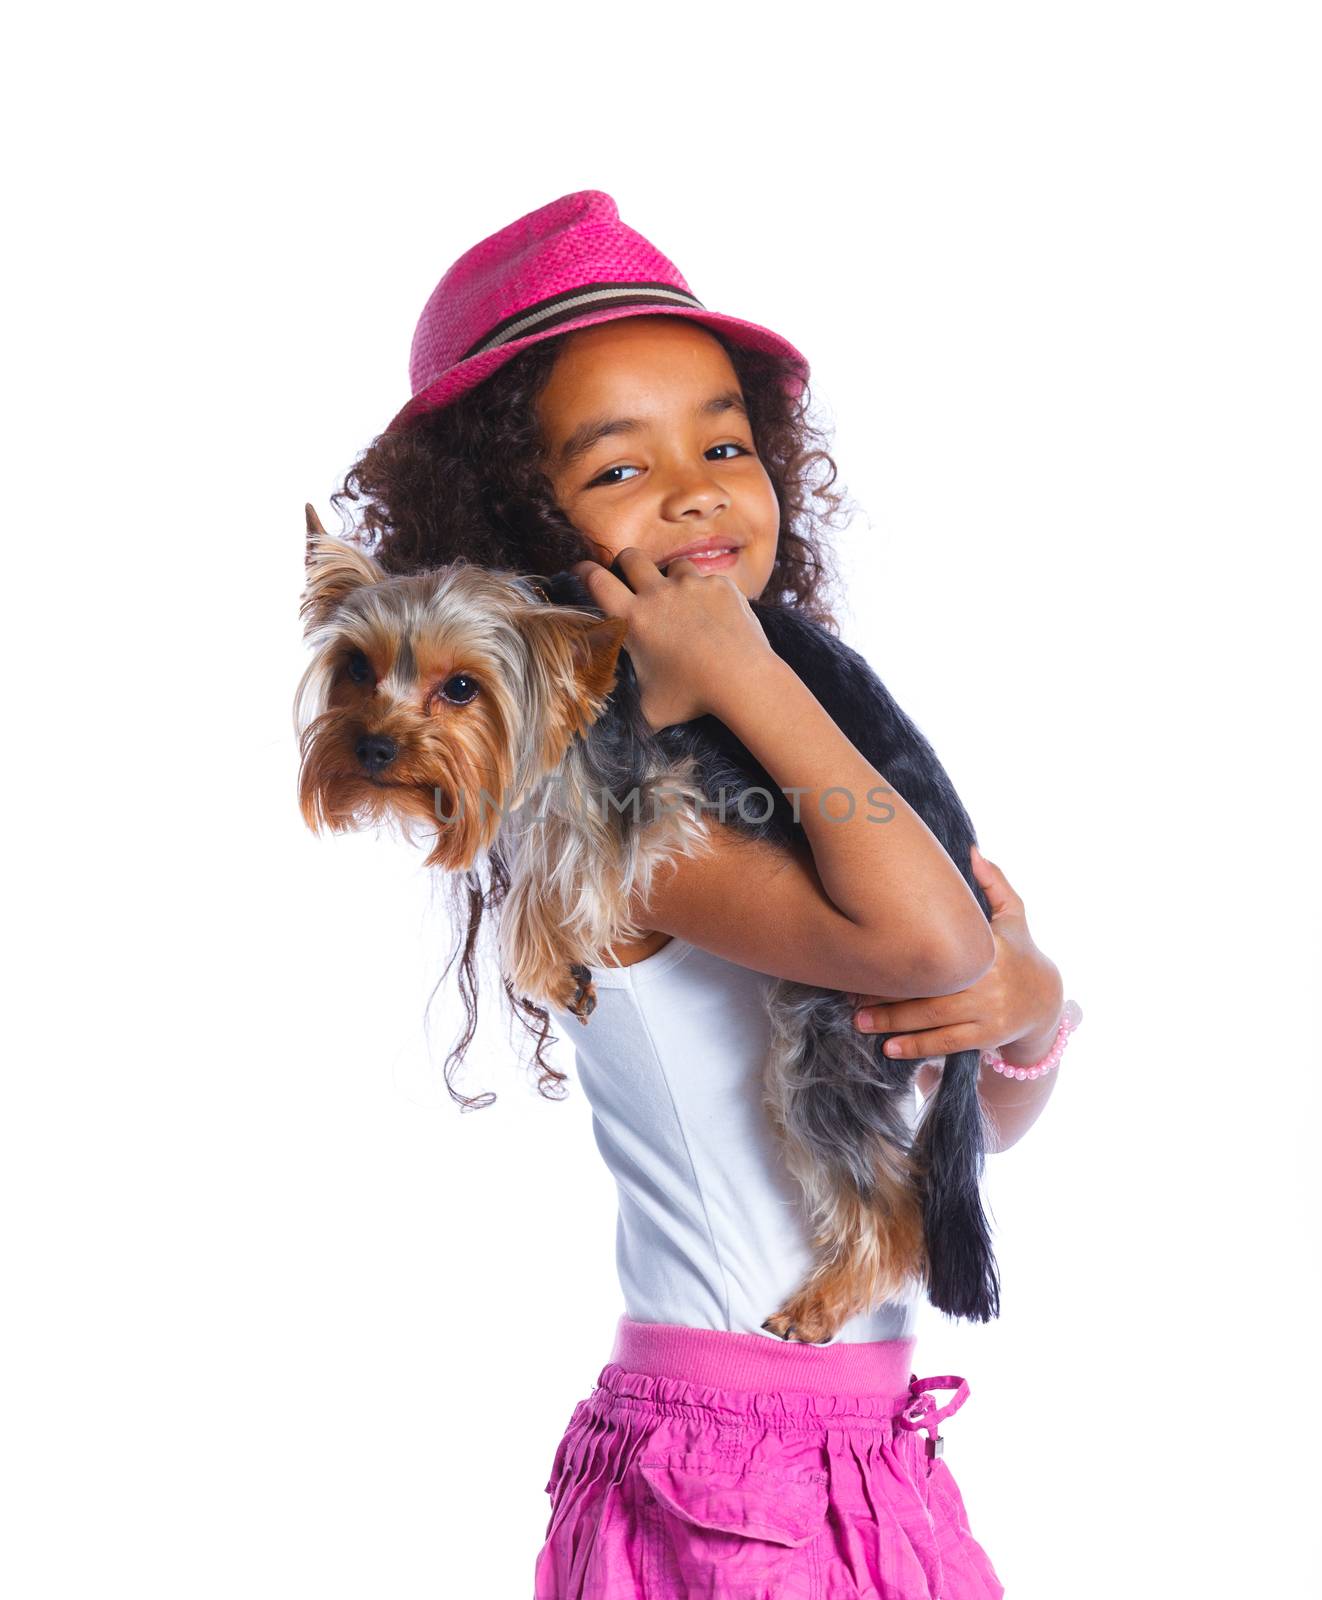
[543,961,598,1022]
[567,962,597,1023]
[760,1299,838,1345]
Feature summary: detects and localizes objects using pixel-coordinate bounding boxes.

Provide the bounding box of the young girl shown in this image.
[331,190,1076,1599]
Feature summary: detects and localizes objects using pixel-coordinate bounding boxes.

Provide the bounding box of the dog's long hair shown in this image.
[538,571,999,1324]
[295,525,999,1325]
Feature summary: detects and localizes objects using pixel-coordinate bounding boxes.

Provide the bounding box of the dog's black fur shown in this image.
[539,568,999,1323]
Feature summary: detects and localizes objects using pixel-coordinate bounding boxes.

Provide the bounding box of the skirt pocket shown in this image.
[640,1449,827,1599]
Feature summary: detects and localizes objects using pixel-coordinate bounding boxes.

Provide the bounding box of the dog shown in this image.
[295,508,999,1338]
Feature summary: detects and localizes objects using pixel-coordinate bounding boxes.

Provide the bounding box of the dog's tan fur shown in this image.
[296,511,927,1337]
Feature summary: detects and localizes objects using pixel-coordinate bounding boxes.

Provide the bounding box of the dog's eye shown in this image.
[440,674,479,705]
[345,649,373,685]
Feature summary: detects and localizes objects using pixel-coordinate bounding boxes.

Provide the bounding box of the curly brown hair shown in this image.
[326,319,856,1109]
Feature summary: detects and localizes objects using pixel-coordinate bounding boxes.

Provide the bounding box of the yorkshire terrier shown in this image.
[295,508,999,1339]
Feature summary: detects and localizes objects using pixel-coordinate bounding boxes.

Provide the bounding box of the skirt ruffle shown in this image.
[534,1359,1003,1599]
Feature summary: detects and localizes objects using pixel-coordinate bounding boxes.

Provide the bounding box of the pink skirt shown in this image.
[534,1316,1003,1599]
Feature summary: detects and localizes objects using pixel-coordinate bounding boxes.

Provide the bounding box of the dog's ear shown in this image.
[540,576,627,700]
[565,613,630,706]
[301,505,388,636]
[520,607,629,736]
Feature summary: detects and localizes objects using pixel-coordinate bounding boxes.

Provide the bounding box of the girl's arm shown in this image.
[683,652,995,993]
[578,549,994,997]
[889,848,1069,1152]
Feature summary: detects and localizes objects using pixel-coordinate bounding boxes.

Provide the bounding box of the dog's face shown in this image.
[294,525,627,871]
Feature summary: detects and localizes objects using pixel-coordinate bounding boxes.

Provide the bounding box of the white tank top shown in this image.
[549,934,921,1343]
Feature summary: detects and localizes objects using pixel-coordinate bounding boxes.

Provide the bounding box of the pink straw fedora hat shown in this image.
[385,189,810,434]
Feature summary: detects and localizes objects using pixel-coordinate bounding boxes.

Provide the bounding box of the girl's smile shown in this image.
[535,315,781,601]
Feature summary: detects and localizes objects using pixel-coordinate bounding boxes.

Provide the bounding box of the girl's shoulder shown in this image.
[601,929,675,967]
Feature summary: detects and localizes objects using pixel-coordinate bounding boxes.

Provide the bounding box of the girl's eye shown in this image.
[345,649,373,685]
[588,464,640,487]
[586,442,751,489]
[439,674,480,705]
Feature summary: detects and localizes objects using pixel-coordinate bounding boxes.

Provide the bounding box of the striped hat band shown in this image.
[460,281,707,362]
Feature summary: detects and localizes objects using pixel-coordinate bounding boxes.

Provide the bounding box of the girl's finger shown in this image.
[853,996,967,1034]
[571,559,636,612]
[969,843,1024,918]
[874,1023,992,1060]
[610,546,668,589]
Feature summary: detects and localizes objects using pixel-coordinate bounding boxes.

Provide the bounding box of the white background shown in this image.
[5,3,1319,1595]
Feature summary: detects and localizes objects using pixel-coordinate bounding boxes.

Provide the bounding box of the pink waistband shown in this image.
[609,1315,918,1400]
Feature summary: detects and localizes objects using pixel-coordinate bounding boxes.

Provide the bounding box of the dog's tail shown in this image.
[910,1048,1000,1321]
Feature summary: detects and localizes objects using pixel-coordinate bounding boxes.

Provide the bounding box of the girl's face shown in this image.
[535,316,781,601]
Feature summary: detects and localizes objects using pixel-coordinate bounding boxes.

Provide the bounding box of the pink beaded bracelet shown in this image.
[980,998,1083,1081]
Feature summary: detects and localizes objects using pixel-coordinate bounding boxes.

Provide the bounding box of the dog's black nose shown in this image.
[356,732,399,774]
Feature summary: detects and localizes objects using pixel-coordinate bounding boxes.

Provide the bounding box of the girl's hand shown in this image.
[850,844,1065,1063]
[570,548,774,731]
